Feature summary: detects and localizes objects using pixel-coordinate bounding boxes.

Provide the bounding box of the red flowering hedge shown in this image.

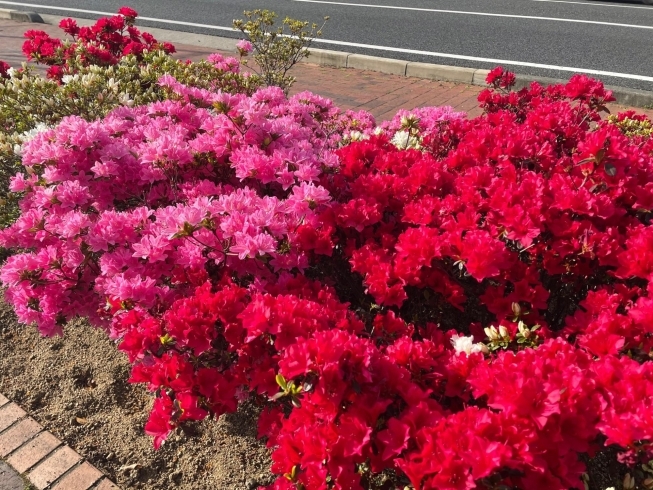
[3,56,653,489]
[22,7,175,80]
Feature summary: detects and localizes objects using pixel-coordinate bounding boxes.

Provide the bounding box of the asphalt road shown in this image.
[1,0,653,91]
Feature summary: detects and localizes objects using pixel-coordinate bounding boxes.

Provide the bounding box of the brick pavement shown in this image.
[0,396,119,490]
[288,63,485,119]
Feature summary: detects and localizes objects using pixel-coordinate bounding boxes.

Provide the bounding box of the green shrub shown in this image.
[234,9,328,94]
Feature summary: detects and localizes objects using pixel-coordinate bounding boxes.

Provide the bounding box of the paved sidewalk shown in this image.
[0,393,120,490]
[1,19,652,121]
[289,63,485,120]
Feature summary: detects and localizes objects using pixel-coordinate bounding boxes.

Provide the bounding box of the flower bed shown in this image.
[2,10,653,489]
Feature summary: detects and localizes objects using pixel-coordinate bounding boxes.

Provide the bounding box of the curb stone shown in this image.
[0,395,121,490]
[406,62,476,84]
[0,8,43,23]
[472,69,492,86]
[304,48,348,68]
[597,85,653,110]
[347,54,407,76]
[31,11,653,109]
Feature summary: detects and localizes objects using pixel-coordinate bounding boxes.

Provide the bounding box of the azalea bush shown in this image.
[0,52,259,230]
[0,8,262,230]
[608,110,653,138]
[4,54,653,490]
[0,78,357,333]
[0,5,333,231]
[23,7,175,80]
[0,52,258,136]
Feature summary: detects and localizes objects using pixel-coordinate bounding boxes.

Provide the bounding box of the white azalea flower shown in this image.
[391,130,421,150]
[349,130,369,142]
[19,123,51,142]
[450,334,489,356]
[61,74,77,85]
[106,77,119,93]
[81,73,100,87]
[119,92,134,107]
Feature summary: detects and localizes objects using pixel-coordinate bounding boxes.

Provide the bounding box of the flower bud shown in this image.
[517,321,530,338]
[624,474,635,490]
[484,326,499,341]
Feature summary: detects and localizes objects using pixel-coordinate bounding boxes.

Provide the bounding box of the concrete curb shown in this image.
[0,8,43,23]
[407,62,478,84]
[347,54,407,76]
[0,393,121,490]
[21,11,653,110]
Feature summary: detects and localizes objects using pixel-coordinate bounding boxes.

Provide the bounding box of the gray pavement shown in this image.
[0,461,23,490]
[0,0,652,91]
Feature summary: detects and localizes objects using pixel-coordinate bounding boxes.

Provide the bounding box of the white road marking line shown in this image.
[292,0,653,29]
[0,0,651,82]
[532,0,653,9]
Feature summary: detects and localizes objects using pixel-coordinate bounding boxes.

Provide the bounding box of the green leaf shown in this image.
[275,373,288,390]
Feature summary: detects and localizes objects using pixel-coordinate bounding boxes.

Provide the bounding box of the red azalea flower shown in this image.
[118,6,139,19]
[122,41,144,57]
[58,18,79,37]
[45,65,63,80]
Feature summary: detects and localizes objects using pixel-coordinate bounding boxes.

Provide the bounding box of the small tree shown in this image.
[233,9,328,94]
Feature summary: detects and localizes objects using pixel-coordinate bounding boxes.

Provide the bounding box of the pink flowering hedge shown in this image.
[3,50,653,489]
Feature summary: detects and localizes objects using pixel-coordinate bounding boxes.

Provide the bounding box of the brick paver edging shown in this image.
[0,393,120,490]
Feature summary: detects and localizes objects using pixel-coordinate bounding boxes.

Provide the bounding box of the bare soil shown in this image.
[0,297,272,490]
